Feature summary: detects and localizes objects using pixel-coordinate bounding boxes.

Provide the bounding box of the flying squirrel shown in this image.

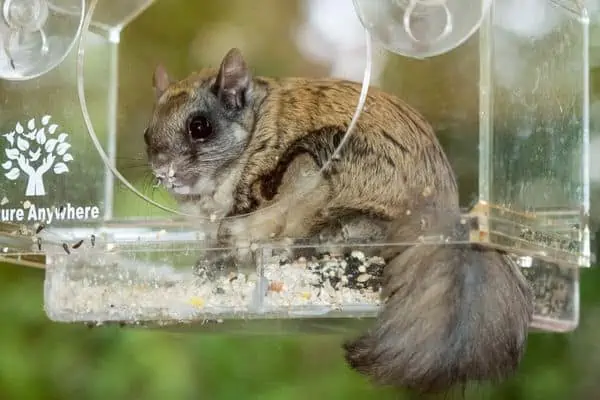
[143,48,533,395]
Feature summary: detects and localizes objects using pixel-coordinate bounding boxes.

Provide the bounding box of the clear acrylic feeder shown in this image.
[476,0,591,332]
[0,0,591,334]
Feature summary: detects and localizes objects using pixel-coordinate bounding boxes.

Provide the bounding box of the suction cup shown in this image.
[0,0,84,81]
[352,0,492,58]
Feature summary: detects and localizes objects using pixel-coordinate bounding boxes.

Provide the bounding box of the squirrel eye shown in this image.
[187,115,212,142]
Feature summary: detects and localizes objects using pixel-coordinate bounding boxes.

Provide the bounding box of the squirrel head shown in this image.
[143,48,256,197]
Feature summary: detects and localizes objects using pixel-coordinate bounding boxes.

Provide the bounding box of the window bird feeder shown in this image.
[0,0,591,334]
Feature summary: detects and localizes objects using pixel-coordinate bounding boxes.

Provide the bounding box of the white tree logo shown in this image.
[2,115,72,197]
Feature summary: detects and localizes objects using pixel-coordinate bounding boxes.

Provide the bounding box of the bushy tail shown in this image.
[343,206,534,394]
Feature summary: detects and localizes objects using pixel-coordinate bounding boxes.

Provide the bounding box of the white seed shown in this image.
[43,251,384,325]
[350,251,365,261]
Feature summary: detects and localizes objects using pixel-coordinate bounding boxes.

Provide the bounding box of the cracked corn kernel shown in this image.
[268,281,284,293]
[188,297,205,308]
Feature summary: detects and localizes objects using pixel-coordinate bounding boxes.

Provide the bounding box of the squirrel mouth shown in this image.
[152,175,190,194]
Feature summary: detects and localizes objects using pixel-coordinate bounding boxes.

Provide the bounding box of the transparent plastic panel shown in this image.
[478,0,591,269]
[44,232,388,332]
[43,222,578,333]
[0,0,588,336]
[0,0,154,263]
[0,0,100,260]
[472,0,593,332]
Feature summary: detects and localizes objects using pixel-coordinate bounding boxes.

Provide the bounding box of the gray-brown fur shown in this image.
[144,48,534,395]
[345,200,533,394]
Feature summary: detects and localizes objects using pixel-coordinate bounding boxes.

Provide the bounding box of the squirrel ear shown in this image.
[153,64,171,99]
[214,48,251,110]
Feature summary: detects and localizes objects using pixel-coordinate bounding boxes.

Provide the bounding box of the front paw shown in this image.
[217,218,264,263]
[216,218,252,245]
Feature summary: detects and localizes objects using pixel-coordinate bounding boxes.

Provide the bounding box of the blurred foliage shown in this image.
[3,254,600,400]
[2,0,600,399]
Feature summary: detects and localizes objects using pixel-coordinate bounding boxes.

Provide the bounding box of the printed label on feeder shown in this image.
[0,115,101,224]
[0,203,100,224]
[2,115,71,196]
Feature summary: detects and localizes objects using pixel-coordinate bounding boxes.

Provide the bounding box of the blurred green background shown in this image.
[2,0,600,399]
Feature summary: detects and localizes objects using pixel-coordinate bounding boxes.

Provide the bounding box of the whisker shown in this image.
[136,171,175,219]
[141,172,156,196]
[136,172,158,219]
[119,164,150,171]
[141,172,168,204]
[115,154,147,164]
[116,154,145,159]
[116,156,148,164]
[116,151,146,158]
[115,156,146,162]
